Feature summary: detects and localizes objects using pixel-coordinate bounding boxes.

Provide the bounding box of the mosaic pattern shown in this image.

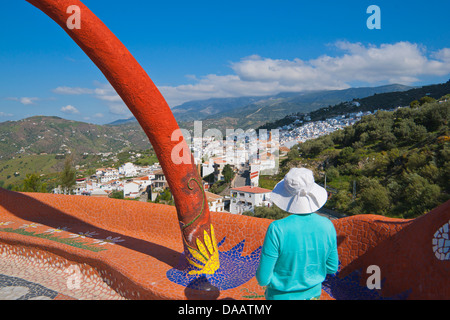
[322,265,411,300]
[1,188,449,299]
[0,221,126,252]
[167,237,262,291]
[0,243,125,300]
[180,178,220,275]
[432,220,450,260]
[240,287,266,299]
[0,274,58,300]
[185,224,220,275]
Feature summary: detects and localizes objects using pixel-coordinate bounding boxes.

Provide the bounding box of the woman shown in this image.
[256,167,339,300]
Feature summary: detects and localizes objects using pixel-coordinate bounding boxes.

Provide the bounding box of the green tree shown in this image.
[406,152,427,171]
[379,131,397,150]
[409,100,420,108]
[359,183,390,215]
[327,190,352,213]
[287,146,299,161]
[310,141,326,156]
[243,204,290,220]
[109,190,124,199]
[325,166,339,182]
[419,163,439,183]
[337,147,354,165]
[60,156,76,195]
[22,173,47,193]
[419,96,436,105]
[222,164,235,183]
[438,162,450,193]
[155,189,174,205]
[409,123,427,143]
[401,173,442,218]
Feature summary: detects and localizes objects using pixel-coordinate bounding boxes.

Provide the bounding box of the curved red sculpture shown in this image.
[25,0,218,273]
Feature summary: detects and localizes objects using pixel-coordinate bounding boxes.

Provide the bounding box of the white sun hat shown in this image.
[270,167,328,214]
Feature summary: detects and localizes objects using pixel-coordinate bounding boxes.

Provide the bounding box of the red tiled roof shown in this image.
[230,186,272,194]
[204,191,223,201]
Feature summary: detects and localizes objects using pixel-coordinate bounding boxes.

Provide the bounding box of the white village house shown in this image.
[229,186,272,215]
[124,176,152,199]
[96,167,120,183]
[119,162,138,177]
[205,191,226,213]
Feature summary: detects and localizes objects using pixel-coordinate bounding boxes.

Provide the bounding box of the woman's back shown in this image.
[256,213,339,300]
[256,167,339,300]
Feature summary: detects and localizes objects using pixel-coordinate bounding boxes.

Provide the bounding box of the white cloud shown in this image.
[108,104,131,116]
[53,83,127,116]
[53,87,95,95]
[52,41,450,108]
[20,97,39,105]
[0,112,13,117]
[308,41,450,83]
[432,48,450,63]
[5,97,39,105]
[96,94,123,103]
[54,83,121,102]
[61,105,80,114]
[160,41,450,106]
[232,41,450,86]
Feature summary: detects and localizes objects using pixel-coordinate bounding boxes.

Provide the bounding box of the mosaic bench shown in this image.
[1,189,448,300]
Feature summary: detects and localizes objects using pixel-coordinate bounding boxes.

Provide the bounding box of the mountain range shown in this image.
[110,84,413,131]
[260,80,450,129]
[0,82,443,161]
[0,116,150,160]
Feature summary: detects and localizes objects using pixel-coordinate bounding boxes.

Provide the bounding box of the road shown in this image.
[233,169,249,188]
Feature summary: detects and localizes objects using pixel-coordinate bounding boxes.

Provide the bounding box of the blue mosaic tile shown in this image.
[166,237,262,290]
[322,264,411,300]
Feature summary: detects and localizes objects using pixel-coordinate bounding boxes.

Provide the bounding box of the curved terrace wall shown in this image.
[0,189,448,300]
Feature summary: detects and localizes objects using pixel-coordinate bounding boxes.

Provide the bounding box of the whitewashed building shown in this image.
[123,176,152,199]
[201,161,215,178]
[119,162,138,177]
[229,186,272,214]
[96,167,119,183]
[123,181,142,199]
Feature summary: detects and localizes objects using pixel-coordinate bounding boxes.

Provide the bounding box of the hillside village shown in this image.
[50,105,395,215]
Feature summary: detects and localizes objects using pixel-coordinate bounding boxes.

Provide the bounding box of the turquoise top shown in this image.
[256,213,339,300]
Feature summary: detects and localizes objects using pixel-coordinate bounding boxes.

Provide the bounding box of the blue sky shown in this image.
[1,0,449,124]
